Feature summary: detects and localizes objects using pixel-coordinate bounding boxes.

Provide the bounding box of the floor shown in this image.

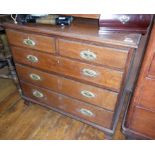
[0,77,125,140]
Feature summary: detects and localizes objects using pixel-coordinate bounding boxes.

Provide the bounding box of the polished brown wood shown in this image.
[129,107,155,139]
[4,17,145,138]
[16,64,118,111]
[6,29,56,53]
[21,82,114,129]
[12,46,123,91]
[58,39,129,70]
[135,79,155,111]
[99,14,152,34]
[123,24,155,139]
[3,21,140,48]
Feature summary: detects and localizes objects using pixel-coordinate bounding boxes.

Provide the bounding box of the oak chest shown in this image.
[4,17,149,139]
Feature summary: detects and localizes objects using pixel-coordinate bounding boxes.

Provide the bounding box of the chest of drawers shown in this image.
[122,23,155,139]
[4,18,150,139]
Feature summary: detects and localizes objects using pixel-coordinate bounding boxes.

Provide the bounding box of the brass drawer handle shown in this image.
[80,50,96,61]
[82,68,98,77]
[81,90,95,98]
[26,55,38,63]
[23,38,36,46]
[79,108,94,117]
[30,73,41,81]
[119,15,130,24]
[32,90,44,98]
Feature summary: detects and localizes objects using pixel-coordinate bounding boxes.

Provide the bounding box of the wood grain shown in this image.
[0,100,29,139]
[58,39,129,70]
[21,81,114,129]
[31,115,83,140]
[12,46,123,91]
[6,29,56,53]
[77,124,105,140]
[4,21,140,48]
[0,79,17,103]
[16,64,118,111]
[4,104,49,139]
[0,91,20,114]
[130,107,155,139]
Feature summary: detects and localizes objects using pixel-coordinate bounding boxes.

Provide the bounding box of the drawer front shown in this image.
[21,82,114,129]
[6,29,55,53]
[12,47,123,91]
[16,64,118,111]
[136,79,155,111]
[58,39,129,70]
[130,107,155,139]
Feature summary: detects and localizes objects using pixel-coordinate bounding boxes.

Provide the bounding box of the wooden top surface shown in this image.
[3,19,141,48]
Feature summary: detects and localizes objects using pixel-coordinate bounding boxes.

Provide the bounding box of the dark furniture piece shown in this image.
[3,15,153,139]
[122,22,155,139]
[99,14,152,34]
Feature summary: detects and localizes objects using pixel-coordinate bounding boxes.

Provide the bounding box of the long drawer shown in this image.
[16,64,118,111]
[58,39,129,70]
[21,82,114,129]
[12,46,123,91]
[6,29,56,53]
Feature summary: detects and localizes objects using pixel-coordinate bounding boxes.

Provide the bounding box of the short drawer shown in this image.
[6,29,55,53]
[21,82,114,129]
[16,64,118,111]
[58,39,129,70]
[130,107,155,139]
[12,47,123,91]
